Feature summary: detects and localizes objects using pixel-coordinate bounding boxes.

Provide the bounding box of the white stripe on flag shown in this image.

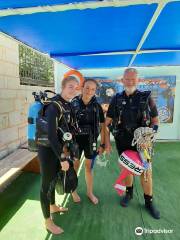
[114,184,126,191]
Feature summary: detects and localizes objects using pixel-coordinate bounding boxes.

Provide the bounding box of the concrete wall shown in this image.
[54,61,71,94]
[0,33,54,159]
[81,66,180,140]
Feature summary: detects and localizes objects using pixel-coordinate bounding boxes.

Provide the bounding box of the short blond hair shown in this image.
[124,68,138,76]
[61,76,79,89]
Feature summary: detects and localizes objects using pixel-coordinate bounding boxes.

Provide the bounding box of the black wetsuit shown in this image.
[38,95,76,219]
[107,90,158,155]
[72,96,105,159]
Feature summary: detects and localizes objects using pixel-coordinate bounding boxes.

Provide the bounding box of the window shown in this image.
[19,44,54,87]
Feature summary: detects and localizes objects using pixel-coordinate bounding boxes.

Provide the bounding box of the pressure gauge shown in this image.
[63,132,72,141]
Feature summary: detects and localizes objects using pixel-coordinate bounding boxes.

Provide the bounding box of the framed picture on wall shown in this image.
[91,76,176,123]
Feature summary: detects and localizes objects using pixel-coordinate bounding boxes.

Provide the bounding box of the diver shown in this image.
[37,76,79,234]
[105,68,160,219]
[71,78,105,205]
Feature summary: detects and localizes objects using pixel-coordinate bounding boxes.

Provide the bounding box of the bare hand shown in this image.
[98,146,104,155]
[61,161,69,171]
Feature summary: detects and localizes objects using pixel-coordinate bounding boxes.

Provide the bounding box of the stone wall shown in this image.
[0,33,54,159]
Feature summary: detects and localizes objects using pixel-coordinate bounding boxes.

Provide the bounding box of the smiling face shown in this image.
[62,79,78,100]
[122,69,139,94]
[82,80,97,101]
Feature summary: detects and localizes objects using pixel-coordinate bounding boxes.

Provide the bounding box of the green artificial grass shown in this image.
[0,142,180,240]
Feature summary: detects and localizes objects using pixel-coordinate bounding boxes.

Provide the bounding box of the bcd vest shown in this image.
[36,95,77,147]
[71,96,100,138]
[111,90,151,137]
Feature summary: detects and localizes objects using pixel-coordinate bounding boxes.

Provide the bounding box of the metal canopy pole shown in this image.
[0,0,178,17]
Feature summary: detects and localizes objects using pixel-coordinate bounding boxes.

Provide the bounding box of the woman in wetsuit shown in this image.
[71,78,105,205]
[38,76,78,235]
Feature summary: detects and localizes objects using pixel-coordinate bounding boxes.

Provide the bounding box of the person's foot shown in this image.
[87,193,99,205]
[120,186,133,207]
[45,218,64,235]
[50,204,68,214]
[72,191,81,203]
[145,202,160,219]
[144,194,160,219]
[120,194,133,207]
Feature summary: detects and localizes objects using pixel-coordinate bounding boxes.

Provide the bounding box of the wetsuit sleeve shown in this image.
[45,103,63,161]
[70,103,78,127]
[98,104,105,123]
[106,95,116,119]
[148,96,158,118]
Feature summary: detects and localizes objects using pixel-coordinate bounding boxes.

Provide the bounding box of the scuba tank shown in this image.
[27,92,43,152]
[27,90,56,152]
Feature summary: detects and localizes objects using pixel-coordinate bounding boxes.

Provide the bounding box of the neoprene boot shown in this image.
[120,185,133,207]
[144,194,160,219]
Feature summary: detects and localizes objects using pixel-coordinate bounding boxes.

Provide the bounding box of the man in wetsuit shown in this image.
[105,68,160,219]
